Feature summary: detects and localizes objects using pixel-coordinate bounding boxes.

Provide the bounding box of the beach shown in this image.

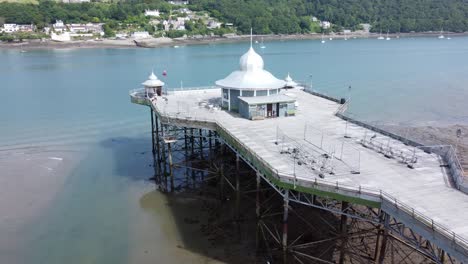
[0,146,83,264]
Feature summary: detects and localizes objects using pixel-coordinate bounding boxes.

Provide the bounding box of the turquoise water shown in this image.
[1,36,468,263]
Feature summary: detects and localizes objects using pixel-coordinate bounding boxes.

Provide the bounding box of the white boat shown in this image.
[20,43,27,53]
[438,29,445,39]
[260,37,266,49]
[329,37,333,40]
[386,31,391,40]
[173,45,180,48]
[377,32,384,40]
[321,33,326,43]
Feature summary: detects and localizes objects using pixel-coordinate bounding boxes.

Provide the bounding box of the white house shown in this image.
[2,24,19,33]
[132,31,150,39]
[145,9,160,17]
[69,23,103,34]
[207,20,222,29]
[320,21,331,29]
[1,24,35,33]
[53,20,67,32]
[168,0,189,5]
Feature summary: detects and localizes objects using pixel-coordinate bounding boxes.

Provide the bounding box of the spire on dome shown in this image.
[142,70,165,87]
[149,70,157,80]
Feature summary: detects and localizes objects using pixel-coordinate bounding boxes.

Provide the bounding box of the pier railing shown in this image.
[215,121,468,258]
[304,88,468,193]
[145,88,468,259]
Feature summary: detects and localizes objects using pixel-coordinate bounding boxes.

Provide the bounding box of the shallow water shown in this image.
[1,36,468,263]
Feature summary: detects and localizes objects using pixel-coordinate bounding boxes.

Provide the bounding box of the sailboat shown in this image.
[20,42,27,53]
[386,30,391,40]
[321,33,326,43]
[438,29,445,39]
[344,31,348,40]
[260,37,266,49]
[377,30,385,40]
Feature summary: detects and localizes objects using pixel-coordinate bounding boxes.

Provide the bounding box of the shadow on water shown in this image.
[100,136,155,182]
[100,135,256,263]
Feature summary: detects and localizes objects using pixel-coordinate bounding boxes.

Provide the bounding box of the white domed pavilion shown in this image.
[142,71,164,98]
[215,40,296,120]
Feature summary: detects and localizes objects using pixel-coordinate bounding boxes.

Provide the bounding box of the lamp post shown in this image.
[456,128,462,154]
[309,74,313,91]
[344,85,352,138]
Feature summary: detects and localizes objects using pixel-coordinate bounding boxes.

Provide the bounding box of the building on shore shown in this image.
[1,23,35,33]
[215,42,296,120]
[132,31,151,39]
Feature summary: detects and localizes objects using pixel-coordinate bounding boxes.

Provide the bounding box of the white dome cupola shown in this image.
[239,47,264,71]
[215,31,285,90]
[142,71,165,87]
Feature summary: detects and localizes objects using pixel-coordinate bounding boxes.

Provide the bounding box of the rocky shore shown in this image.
[1,31,466,51]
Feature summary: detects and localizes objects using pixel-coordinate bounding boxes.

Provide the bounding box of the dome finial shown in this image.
[250,28,253,48]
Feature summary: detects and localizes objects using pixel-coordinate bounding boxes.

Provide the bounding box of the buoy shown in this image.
[162,70,167,76]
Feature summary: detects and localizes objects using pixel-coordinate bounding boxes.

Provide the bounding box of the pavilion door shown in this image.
[267,104,273,117]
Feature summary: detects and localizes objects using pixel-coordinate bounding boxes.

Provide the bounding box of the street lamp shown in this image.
[309,74,313,91]
[456,128,462,154]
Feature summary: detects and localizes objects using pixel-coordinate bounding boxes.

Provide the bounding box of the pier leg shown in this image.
[190,128,194,156]
[168,142,174,192]
[208,130,212,155]
[235,154,240,220]
[150,109,155,155]
[256,173,261,250]
[154,114,161,183]
[282,191,289,264]
[160,124,167,191]
[377,213,389,264]
[184,128,189,187]
[339,201,349,264]
[219,164,224,201]
[184,128,188,151]
[199,129,203,159]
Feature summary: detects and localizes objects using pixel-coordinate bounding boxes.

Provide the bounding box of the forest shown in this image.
[0,0,467,34]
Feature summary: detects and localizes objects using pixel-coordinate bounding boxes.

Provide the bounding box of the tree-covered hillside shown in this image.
[190,0,468,33]
[1,0,467,34]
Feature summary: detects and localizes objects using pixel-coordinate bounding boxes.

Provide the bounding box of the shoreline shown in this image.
[1,31,466,51]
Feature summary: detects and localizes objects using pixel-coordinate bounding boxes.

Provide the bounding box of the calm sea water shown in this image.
[1,36,468,264]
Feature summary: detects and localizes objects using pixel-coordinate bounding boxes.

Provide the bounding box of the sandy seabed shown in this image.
[0,146,83,263]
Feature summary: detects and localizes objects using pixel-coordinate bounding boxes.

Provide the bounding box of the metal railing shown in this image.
[215,120,468,256]
[133,87,468,258]
[303,89,468,193]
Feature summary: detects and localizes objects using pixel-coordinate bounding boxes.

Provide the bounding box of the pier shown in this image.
[129,44,468,263]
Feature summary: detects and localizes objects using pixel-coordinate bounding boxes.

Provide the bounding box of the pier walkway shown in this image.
[131,87,468,262]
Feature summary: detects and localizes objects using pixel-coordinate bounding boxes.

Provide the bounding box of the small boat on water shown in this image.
[20,43,27,53]
[173,45,179,48]
[438,29,445,39]
[321,33,326,44]
[260,37,266,49]
[386,30,391,40]
[377,30,385,40]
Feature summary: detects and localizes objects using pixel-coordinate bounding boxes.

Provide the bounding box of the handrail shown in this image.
[145,91,468,256]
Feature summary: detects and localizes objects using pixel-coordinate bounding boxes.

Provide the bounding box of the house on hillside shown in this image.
[145,10,160,17]
[1,24,35,33]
